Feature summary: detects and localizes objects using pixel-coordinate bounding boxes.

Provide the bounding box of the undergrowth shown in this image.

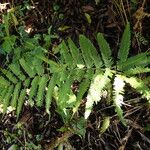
[0,21,149,129]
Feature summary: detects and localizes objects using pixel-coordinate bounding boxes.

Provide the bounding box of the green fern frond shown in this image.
[3,85,14,114]
[36,75,48,107]
[118,22,131,63]
[0,76,10,87]
[9,63,26,81]
[11,82,21,108]
[29,76,39,106]
[113,75,126,125]
[73,77,91,115]
[97,33,113,68]
[32,58,44,75]
[124,67,150,75]
[17,89,26,119]
[79,35,102,68]
[79,35,94,68]
[0,69,18,84]
[58,72,75,111]
[118,52,149,71]
[67,38,84,65]
[46,73,58,115]
[19,58,36,78]
[0,88,8,103]
[36,55,61,72]
[24,78,30,88]
[60,40,74,67]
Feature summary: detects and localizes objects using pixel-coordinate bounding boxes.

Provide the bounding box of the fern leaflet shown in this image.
[118,22,130,63]
[97,33,112,68]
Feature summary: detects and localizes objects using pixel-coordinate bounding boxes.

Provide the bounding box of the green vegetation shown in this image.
[0,1,150,149]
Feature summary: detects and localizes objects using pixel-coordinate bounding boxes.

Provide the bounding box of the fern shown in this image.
[3,85,14,114]
[118,52,149,71]
[67,38,84,65]
[123,77,150,102]
[79,35,102,68]
[11,82,21,108]
[16,89,26,119]
[36,75,48,107]
[9,63,26,81]
[46,73,58,115]
[79,35,94,68]
[29,76,40,106]
[97,33,113,68]
[118,22,131,63]
[0,68,18,84]
[19,58,35,78]
[124,67,150,75]
[113,75,126,125]
[0,22,149,126]
[85,69,112,119]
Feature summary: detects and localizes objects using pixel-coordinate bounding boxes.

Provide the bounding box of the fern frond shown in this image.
[79,35,94,68]
[79,35,102,68]
[9,63,26,81]
[73,78,91,115]
[29,76,39,106]
[36,55,61,72]
[0,88,8,103]
[67,38,84,65]
[11,82,21,108]
[19,58,35,78]
[36,75,48,107]
[0,76,10,87]
[113,75,126,125]
[0,69,18,84]
[73,70,94,115]
[58,72,75,111]
[118,22,131,63]
[24,78,30,87]
[60,40,74,67]
[97,33,113,68]
[124,67,150,75]
[85,68,112,119]
[32,58,44,75]
[124,76,150,102]
[118,52,149,71]
[3,85,14,114]
[16,89,26,119]
[46,73,58,115]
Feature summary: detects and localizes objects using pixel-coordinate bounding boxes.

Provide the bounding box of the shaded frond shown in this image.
[19,58,36,78]
[59,40,74,67]
[0,68,18,84]
[79,35,94,68]
[36,75,48,107]
[67,38,84,65]
[11,82,21,108]
[79,35,102,68]
[124,67,150,75]
[118,22,131,63]
[16,89,26,119]
[46,73,58,115]
[97,33,113,68]
[118,52,149,71]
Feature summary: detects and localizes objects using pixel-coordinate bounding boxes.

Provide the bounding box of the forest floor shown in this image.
[0,0,150,150]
